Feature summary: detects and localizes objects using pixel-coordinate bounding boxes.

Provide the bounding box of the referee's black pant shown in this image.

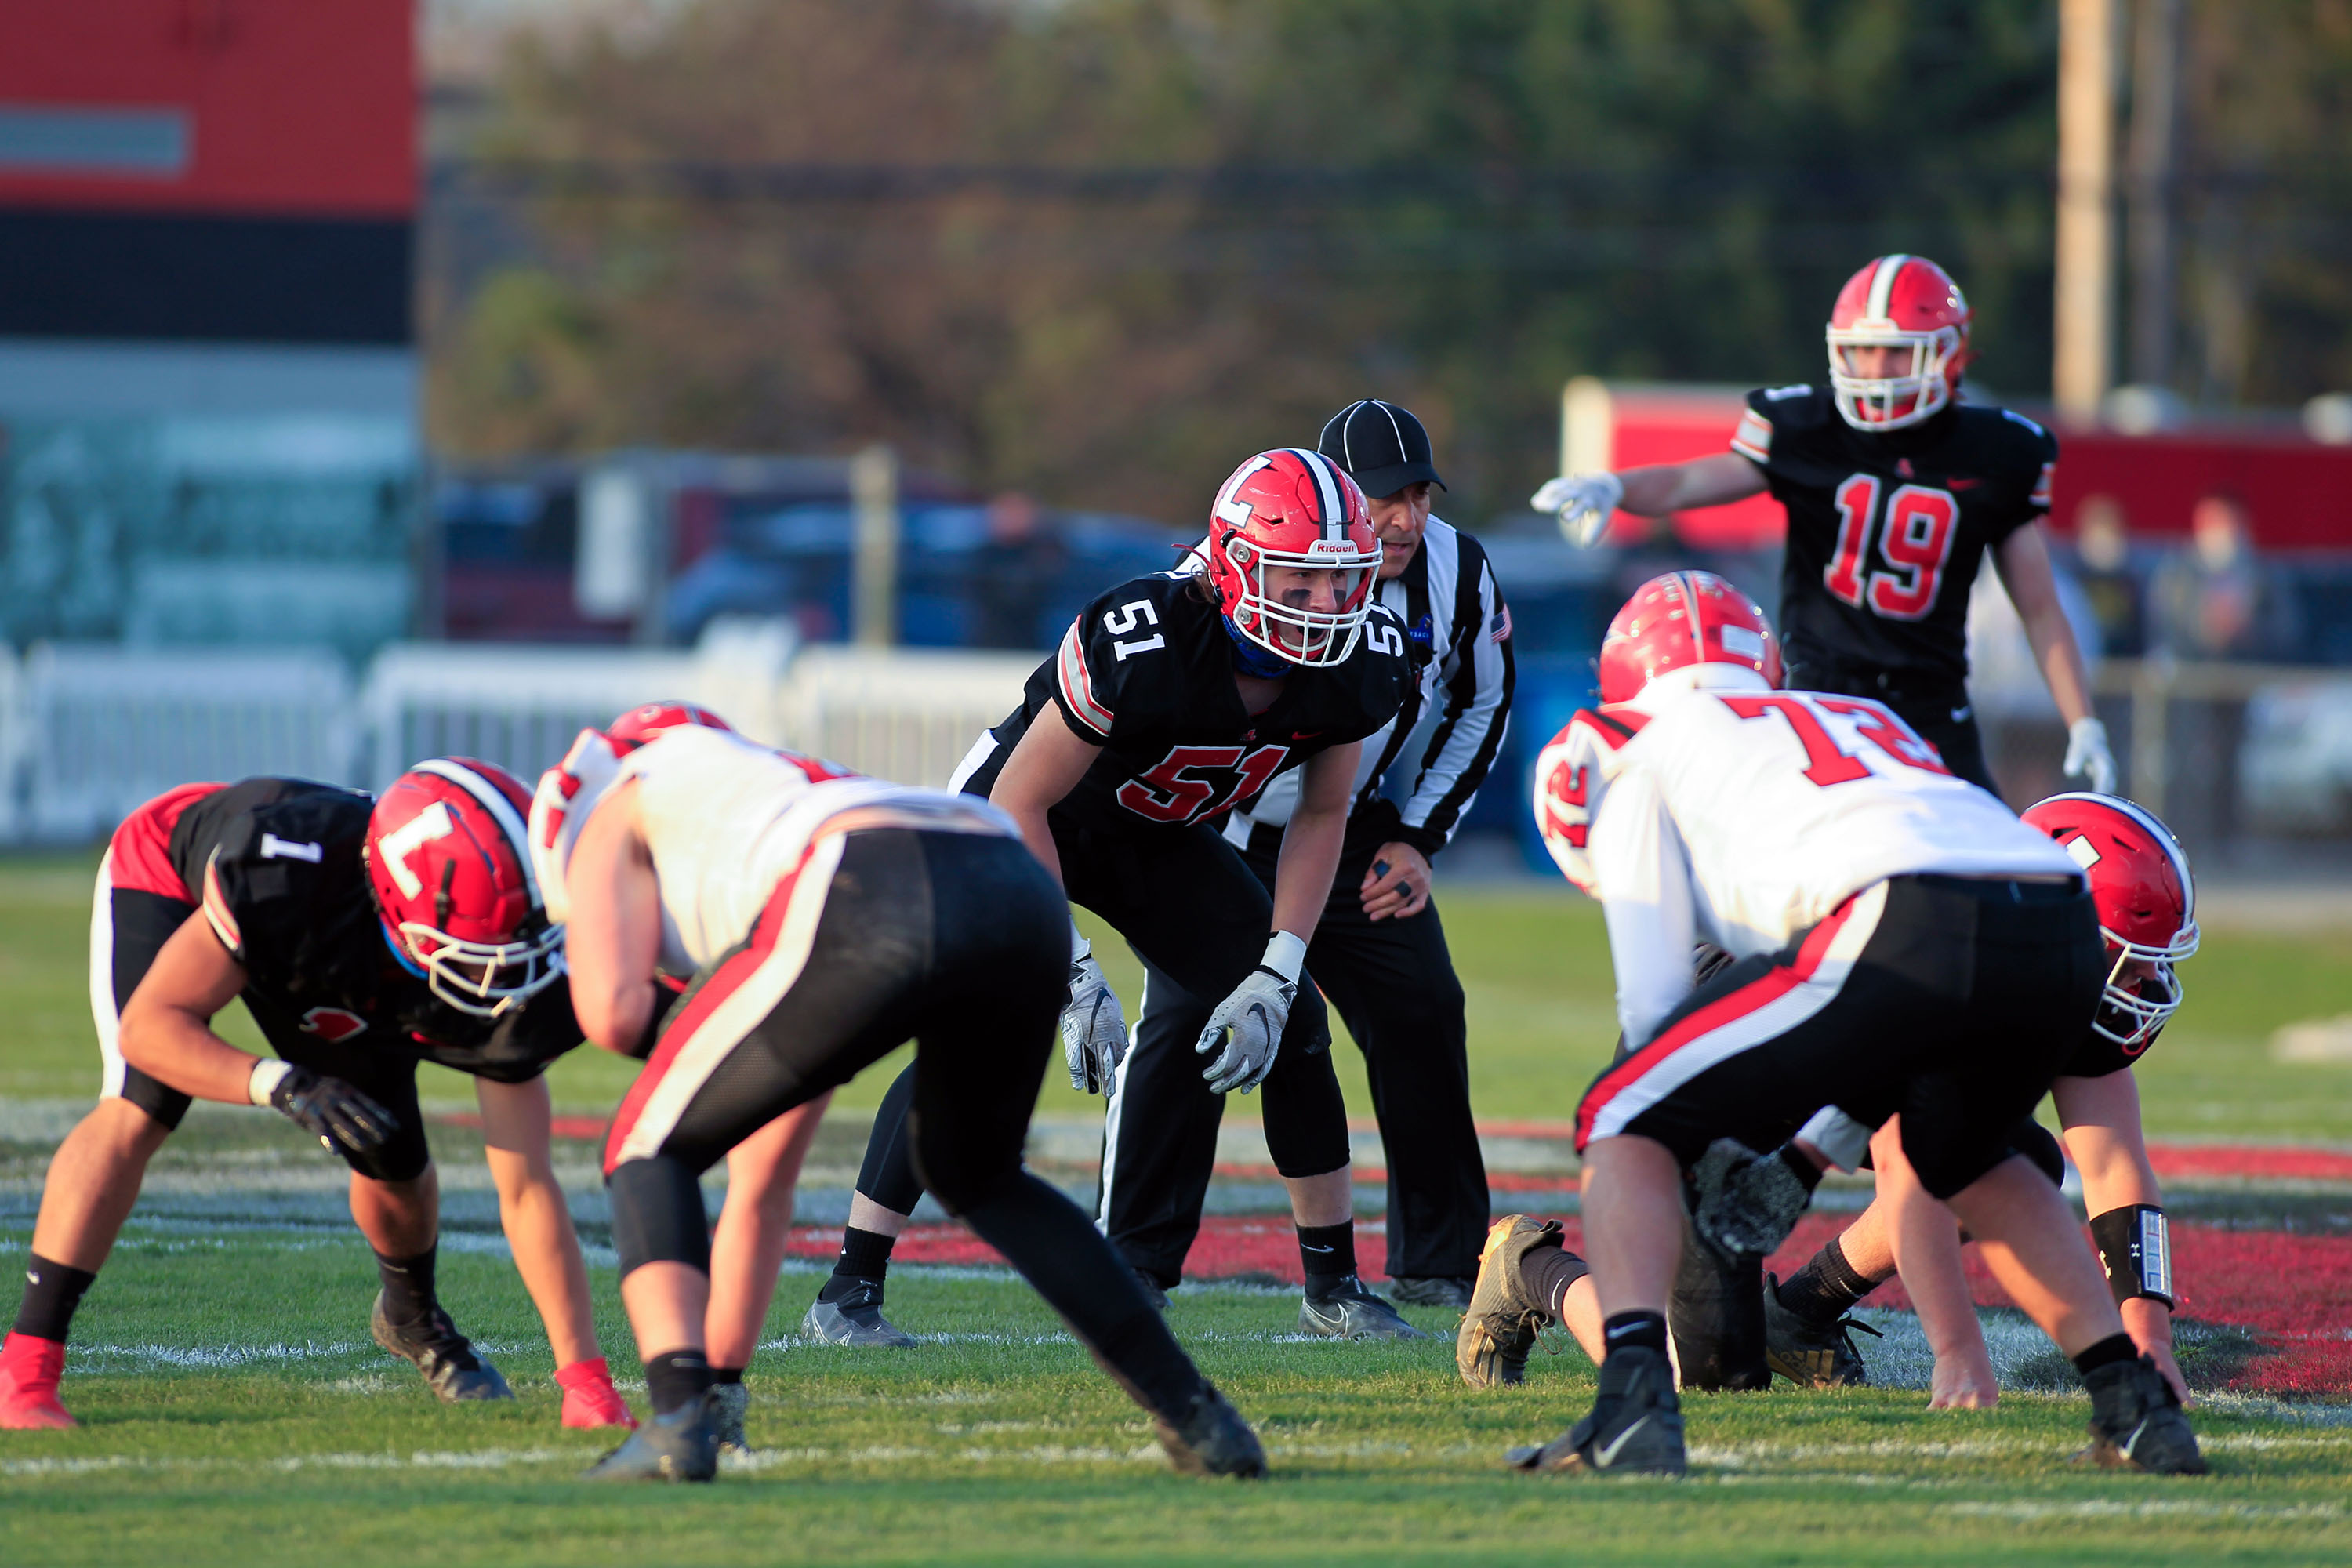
[1132,808,1490,1282]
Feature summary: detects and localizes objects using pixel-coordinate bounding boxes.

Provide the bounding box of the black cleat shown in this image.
[712,1382,750,1454]
[1130,1268,1170,1314]
[1389,1275,1474,1310]
[1300,1275,1430,1341]
[802,1279,916,1348]
[583,1391,720,1482]
[370,1291,512,1403]
[1762,1272,1879,1388]
[2082,1356,2208,1475]
[1457,1216,1566,1387]
[1154,1383,1266,1478]
[1506,1345,1686,1476]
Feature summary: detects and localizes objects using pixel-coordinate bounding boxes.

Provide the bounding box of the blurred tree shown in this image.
[423,0,2347,522]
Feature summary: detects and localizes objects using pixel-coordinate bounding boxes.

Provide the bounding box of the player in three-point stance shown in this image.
[0,762,630,1431]
[1767,793,2201,1409]
[1534,252,2114,800]
[1505,571,2201,1477]
[1131,400,1514,1309]
[535,718,1265,1481]
[805,447,1420,1345]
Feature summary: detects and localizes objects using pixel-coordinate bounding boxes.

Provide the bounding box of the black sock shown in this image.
[1297,1221,1355,1287]
[1602,1309,1669,1357]
[2072,1332,2140,1378]
[827,1225,896,1286]
[374,1244,438,1327]
[644,1348,714,1415]
[1775,1235,1879,1323]
[1523,1247,1592,1321]
[712,1365,744,1385]
[13,1253,97,1342]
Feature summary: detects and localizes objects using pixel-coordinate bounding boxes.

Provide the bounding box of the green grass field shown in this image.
[7,855,2352,1565]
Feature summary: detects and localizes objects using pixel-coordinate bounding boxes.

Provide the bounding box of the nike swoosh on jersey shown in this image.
[1595,1415,1654,1467]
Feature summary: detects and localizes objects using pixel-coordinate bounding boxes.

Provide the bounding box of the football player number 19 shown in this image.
[1825,475,1961,622]
[1719,693,1951,786]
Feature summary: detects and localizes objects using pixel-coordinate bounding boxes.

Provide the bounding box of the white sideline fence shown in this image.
[0,619,1033,844]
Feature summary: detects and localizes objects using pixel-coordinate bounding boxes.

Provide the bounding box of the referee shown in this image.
[1123,398,1514,1308]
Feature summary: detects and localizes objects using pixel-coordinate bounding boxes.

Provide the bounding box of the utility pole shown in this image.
[2126,0,2183,390]
[2054,0,2118,423]
[850,443,899,648]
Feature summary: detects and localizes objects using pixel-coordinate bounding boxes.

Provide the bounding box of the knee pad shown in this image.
[2009,1119,2067,1188]
[607,1156,713,1278]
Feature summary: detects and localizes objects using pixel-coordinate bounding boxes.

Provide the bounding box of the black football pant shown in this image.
[606,827,1207,1420]
[851,813,1348,1290]
[1133,813,1488,1280]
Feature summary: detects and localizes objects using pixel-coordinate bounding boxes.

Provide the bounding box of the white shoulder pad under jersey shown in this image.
[620,725,1016,971]
[1589,681,2078,960]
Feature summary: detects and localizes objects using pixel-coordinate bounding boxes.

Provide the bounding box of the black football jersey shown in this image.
[1731,384,2059,687]
[167,779,581,1083]
[2060,1018,2164,1082]
[964,572,1411,833]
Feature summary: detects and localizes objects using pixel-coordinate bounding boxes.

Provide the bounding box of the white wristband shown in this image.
[248,1057,295,1107]
[1260,931,1308,986]
[1070,918,1091,965]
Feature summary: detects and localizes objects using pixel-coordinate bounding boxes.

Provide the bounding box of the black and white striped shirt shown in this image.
[1227,516,1513,855]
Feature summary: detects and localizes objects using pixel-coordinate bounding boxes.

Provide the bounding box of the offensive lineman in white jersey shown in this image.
[530,720,1265,1481]
[1501,570,2203,1478]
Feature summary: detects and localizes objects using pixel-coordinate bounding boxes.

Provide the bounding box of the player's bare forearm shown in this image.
[1616,453,1769,516]
[989,717,1101,892]
[1872,1120,1999,1407]
[1271,742,1356,940]
[116,911,259,1104]
[479,1078,598,1367]
[1994,524,2095,727]
[562,779,662,1055]
[2054,1072,2163,1212]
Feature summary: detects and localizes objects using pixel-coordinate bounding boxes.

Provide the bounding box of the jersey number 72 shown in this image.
[1718,693,1951,784]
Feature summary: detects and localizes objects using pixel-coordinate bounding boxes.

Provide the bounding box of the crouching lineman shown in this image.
[0,764,630,1430]
[532,717,1266,1482]
[1767,793,2201,1409]
[1512,570,2202,1477]
[804,447,1420,1345]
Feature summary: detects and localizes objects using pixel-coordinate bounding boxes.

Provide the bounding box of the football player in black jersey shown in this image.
[804,448,1424,1344]
[0,762,631,1431]
[1766,793,2200,1412]
[1534,253,2116,800]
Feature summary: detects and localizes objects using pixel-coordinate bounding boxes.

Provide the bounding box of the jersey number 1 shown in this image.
[1824,475,1961,622]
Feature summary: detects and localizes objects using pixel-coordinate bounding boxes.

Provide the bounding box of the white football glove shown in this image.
[1531,471,1624,548]
[1062,944,1129,1095]
[1195,933,1308,1095]
[2063,716,2118,795]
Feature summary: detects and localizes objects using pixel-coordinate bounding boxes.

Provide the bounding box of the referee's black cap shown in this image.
[1317,398,1446,499]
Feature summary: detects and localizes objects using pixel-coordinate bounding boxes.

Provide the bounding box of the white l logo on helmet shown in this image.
[377,801,456,899]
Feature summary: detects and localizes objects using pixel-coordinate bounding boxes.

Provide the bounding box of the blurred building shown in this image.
[0,0,420,662]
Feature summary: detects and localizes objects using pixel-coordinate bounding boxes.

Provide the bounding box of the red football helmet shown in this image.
[1825,254,1974,431]
[365,757,563,1019]
[2020,793,2199,1051]
[1598,571,1783,705]
[1203,448,1382,667]
[606,701,731,753]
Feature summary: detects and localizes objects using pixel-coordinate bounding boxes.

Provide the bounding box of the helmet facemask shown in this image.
[2091,916,2200,1051]
[393,913,566,1021]
[1220,533,1380,669]
[1826,324,1965,430]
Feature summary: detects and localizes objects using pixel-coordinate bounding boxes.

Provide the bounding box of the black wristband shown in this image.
[2089,1204,2174,1309]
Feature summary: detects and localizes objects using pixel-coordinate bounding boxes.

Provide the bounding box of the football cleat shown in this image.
[2081,1355,2208,1475]
[556,1358,637,1430]
[1457,1216,1564,1388]
[1299,1275,1431,1341]
[0,1332,75,1430]
[801,1279,916,1348]
[1154,1383,1267,1478]
[1762,1272,1879,1388]
[1506,1345,1686,1477]
[583,1390,720,1483]
[711,1382,750,1454]
[1389,1275,1474,1310]
[370,1291,514,1403]
[1131,1268,1171,1314]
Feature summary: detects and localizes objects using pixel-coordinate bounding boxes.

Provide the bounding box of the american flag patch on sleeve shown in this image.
[1730,408,1773,463]
[1490,605,1512,643]
[2029,460,2055,510]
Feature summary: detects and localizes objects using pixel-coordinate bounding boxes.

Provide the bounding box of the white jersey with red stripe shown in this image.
[1536,666,2078,1047]
[619,725,1017,974]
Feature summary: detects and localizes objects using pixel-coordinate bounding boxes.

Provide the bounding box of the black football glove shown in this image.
[270,1065,401,1157]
